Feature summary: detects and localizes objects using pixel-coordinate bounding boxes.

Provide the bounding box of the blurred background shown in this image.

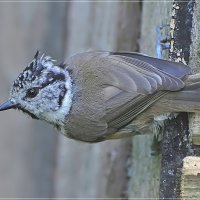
[0,1,141,198]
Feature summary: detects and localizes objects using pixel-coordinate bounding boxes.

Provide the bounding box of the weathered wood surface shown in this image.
[0,2,141,198]
[129,1,173,198]
[183,0,200,197]
[0,3,66,197]
[54,2,140,198]
[181,156,200,199]
[137,1,200,199]
[190,0,200,146]
[159,1,197,199]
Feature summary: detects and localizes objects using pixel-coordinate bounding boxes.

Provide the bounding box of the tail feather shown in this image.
[160,73,200,113]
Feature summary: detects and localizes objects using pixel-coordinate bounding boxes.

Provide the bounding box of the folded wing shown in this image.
[101,52,191,132]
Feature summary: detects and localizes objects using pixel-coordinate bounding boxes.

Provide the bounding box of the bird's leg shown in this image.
[156,24,171,59]
[151,24,171,154]
[151,120,164,155]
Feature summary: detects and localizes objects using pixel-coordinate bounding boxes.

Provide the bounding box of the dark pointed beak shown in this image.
[0,100,17,111]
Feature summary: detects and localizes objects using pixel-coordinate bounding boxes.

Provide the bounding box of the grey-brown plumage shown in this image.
[0,51,199,142]
[62,52,192,142]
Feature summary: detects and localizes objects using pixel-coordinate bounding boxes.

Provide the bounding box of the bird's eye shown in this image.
[26,88,39,98]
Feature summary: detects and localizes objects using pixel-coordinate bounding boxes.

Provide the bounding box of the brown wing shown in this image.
[111,52,191,79]
[64,51,191,142]
[100,53,189,131]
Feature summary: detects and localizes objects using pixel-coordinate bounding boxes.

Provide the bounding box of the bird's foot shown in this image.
[151,120,164,155]
[156,24,171,59]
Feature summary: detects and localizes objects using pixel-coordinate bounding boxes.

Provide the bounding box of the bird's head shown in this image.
[0,51,73,128]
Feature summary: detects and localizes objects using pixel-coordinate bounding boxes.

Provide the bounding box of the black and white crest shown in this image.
[9,51,73,128]
[12,51,66,93]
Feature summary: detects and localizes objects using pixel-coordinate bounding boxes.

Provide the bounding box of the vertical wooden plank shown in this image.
[129,1,173,198]
[178,1,200,198]
[181,156,200,199]
[159,1,200,199]
[0,2,66,197]
[54,2,140,198]
[189,0,200,146]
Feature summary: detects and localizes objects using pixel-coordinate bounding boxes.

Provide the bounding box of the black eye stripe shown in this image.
[47,72,65,81]
[40,79,55,88]
[40,72,66,89]
[58,85,67,107]
[21,72,66,100]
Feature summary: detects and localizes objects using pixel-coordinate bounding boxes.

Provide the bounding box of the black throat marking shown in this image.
[58,83,67,107]
[17,106,39,119]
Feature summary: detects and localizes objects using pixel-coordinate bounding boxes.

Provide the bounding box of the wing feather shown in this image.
[99,53,190,131]
[111,52,191,78]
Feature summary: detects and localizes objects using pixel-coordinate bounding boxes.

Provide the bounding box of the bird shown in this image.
[0,50,199,143]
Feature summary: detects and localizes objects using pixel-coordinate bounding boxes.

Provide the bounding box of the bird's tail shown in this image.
[160,73,200,113]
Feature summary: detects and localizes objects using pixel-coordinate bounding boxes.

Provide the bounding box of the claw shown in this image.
[151,134,162,156]
[151,120,164,155]
[156,24,171,58]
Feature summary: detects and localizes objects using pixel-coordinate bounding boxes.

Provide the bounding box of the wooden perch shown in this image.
[181,156,200,199]
[160,1,200,199]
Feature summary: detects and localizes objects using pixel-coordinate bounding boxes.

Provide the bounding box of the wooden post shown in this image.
[181,156,200,199]
[129,1,173,198]
[129,0,200,199]
[158,1,200,199]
